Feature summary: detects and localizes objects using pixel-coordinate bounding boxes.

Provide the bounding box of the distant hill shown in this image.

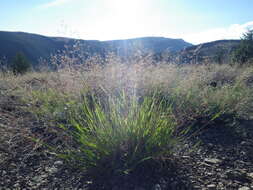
[104,37,192,57]
[170,40,240,64]
[0,31,107,66]
[0,31,242,67]
[0,31,192,66]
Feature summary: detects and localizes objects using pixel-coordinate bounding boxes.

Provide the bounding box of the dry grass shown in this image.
[2,57,253,121]
[1,55,253,184]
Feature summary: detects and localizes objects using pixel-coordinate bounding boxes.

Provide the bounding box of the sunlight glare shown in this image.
[101,0,150,39]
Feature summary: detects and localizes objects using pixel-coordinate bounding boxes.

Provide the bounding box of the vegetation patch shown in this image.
[1,58,253,189]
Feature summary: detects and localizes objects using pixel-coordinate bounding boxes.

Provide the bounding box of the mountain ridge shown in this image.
[0,31,192,66]
[0,31,240,66]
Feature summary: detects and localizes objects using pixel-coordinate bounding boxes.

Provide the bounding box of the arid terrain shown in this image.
[1,61,253,190]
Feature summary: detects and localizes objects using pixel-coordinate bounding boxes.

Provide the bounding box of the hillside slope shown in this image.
[0,31,64,64]
[172,40,240,64]
[104,37,192,57]
[0,31,192,66]
[0,31,106,66]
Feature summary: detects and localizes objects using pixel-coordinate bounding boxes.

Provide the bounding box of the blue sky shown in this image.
[1,0,253,44]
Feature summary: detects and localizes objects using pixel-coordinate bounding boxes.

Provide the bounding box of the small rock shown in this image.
[247,173,253,180]
[13,183,20,188]
[32,176,43,184]
[54,160,63,166]
[238,187,250,190]
[241,132,248,138]
[45,166,58,174]
[207,184,216,189]
[153,184,162,190]
[225,170,249,182]
[204,158,222,165]
[40,174,48,179]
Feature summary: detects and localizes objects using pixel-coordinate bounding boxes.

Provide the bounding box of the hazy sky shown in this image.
[1,0,253,44]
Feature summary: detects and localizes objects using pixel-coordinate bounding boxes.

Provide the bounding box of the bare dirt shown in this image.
[1,90,253,190]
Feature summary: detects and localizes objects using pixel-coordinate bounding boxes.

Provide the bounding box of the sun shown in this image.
[101,0,149,39]
[107,0,143,13]
[77,0,156,40]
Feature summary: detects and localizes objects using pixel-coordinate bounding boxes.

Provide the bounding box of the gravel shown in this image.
[1,93,253,189]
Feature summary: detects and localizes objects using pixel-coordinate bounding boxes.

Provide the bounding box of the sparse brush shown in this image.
[3,53,253,184]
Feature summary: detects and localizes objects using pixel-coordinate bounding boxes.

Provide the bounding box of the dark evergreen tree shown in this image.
[232,30,253,64]
[214,49,225,64]
[10,52,31,74]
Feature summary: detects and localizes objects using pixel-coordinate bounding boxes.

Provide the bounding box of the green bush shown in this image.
[10,52,31,74]
[232,30,253,64]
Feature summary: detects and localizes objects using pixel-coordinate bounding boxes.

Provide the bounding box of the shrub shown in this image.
[232,30,253,64]
[214,50,225,64]
[10,52,31,74]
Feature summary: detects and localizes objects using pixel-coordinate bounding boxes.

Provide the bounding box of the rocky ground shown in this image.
[1,89,253,190]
